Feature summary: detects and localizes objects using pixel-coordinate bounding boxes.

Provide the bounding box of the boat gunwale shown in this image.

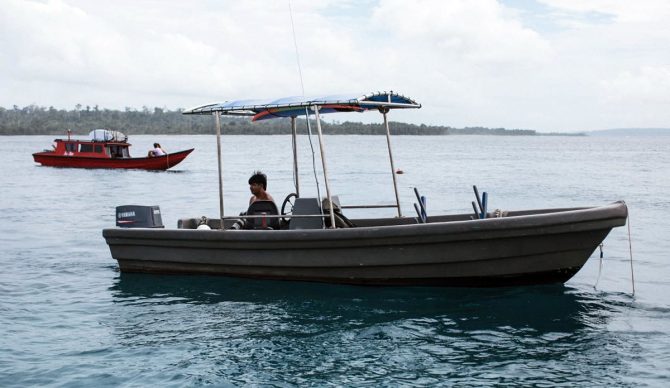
[32,148,194,160]
[103,201,628,244]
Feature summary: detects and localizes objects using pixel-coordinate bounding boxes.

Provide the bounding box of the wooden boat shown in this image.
[33,129,193,170]
[102,91,628,287]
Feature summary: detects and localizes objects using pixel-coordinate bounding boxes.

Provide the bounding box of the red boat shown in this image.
[33,130,194,170]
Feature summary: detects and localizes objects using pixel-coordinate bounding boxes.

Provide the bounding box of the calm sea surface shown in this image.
[1,134,669,386]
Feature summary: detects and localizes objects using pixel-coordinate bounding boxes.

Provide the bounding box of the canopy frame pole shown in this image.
[214,112,225,225]
[381,107,402,217]
[313,106,336,229]
[291,116,300,197]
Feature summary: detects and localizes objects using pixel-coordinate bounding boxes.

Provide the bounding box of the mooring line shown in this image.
[627,210,636,296]
[594,243,603,290]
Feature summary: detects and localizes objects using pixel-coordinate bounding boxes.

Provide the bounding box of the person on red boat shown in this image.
[248,171,275,204]
[148,143,166,157]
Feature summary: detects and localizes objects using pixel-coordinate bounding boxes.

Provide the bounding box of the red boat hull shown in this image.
[33,149,194,170]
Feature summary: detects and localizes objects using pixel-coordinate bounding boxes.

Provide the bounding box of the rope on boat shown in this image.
[594,243,604,290]
[290,0,318,201]
[593,203,636,296]
[288,0,324,221]
[627,207,636,296]
[288,0,305,96]
[305,108,323,210]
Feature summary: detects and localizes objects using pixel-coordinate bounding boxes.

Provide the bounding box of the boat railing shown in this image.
[177,214,338,231]
[341,204,398,209]
[221,214,324,220]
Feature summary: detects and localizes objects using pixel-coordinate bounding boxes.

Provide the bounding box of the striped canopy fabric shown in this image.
[183,91,421,121]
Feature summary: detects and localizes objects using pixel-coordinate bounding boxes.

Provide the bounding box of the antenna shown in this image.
[288,1,322,216]
[288,0,306,96]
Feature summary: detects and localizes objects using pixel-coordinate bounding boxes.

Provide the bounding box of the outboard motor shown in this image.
[116,205,164,228]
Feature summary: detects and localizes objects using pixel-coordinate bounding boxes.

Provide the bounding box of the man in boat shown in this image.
[228,171,277,230]
[148,143,166,157]
[248,171,275,204]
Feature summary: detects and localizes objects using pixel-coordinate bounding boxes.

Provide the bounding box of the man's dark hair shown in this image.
[153,143,160,147]
[248,171,267,190]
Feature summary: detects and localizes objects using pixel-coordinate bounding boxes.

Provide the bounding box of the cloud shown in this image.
[528,0,670,129]
[364,0,555,128]
[1,0,669,131]
[602,66,670,102]
[0,0,372,107]
[598,65,670,127]
[538,0,670,23]
[371,0,552,65]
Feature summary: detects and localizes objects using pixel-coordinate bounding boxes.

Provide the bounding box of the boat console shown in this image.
[177,195,359,230]
[289,198,323,230]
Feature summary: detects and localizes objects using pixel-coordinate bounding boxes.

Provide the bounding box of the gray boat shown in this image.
[103,91,628,287]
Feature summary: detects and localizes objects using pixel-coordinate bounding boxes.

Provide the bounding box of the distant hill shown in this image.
[0,104,544,136]
[588,128,670,136]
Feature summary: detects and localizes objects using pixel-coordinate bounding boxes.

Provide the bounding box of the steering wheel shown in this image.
[280,193,298,223]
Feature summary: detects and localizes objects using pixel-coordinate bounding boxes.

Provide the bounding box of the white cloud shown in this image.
[371,0,552,65]
[538,0,670,23]
[602,64,670,102]
[1,0,669,131]
[364,0,555,128]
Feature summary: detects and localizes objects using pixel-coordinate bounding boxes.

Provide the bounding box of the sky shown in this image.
[1,0,669,132]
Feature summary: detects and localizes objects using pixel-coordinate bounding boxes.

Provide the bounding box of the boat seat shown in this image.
[244,200,280,230]
[290,198,324,230]
[322,196,356,228]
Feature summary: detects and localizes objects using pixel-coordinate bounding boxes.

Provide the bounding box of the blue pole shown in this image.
[413,188,427,220]
[414,203,425,223]
[473,185,483,214]
[420,196,427,222]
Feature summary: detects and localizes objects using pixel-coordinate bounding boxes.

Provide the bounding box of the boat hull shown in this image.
[32,149,194,170]
[102,202,628,287]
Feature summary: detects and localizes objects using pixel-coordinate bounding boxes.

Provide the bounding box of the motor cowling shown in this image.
[116,205,164,228]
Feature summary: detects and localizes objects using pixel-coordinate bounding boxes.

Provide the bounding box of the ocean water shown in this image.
[1,134,669,386]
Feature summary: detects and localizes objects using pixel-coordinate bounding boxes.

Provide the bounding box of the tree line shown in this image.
[0,104,541,136]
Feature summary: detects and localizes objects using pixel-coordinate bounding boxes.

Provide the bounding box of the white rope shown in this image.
[305,108,323,211]
[288,0,323,222]
[594,243,603,290]
[627,211,636,296]
[593,210,635,296]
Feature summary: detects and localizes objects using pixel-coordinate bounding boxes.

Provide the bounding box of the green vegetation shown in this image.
[0,104,541,136]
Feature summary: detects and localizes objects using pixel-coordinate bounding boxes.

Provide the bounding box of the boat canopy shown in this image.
[89,129,127,142]
[182,91,421,121]
[183,90,420,222]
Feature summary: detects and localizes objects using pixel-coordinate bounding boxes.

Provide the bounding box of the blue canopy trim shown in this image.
[183,91,421,120]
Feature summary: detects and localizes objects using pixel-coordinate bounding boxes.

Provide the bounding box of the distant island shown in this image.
[0,104,577,136]
[587,128,670,136]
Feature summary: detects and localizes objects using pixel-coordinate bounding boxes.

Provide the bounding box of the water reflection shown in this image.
[111,273,601,333]
[107,275,629,385]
